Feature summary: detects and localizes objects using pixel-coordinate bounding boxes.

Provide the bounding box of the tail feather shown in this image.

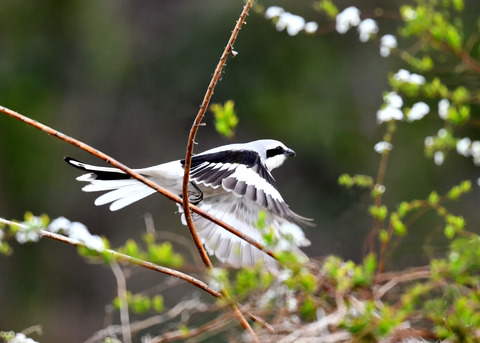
[65,156,156,210]
[65,157,130,180]
[108,187,156,211]
[82,179,139,192]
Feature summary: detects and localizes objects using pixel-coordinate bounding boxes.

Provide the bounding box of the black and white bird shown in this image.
[65,139,312,269]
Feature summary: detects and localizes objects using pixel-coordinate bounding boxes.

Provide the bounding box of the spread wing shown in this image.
[182,150,313,226]
[177,193,310,270]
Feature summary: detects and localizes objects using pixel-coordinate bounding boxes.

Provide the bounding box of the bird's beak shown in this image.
[284,148,296,157]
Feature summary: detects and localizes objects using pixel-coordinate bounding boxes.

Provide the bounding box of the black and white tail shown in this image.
[65,157,157,211]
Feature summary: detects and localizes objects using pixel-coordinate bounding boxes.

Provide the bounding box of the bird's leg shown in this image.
[188,181,203,205]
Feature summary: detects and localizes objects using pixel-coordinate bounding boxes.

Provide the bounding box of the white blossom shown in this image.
[402,7,418,21]
[393,69,426,85]
[358,19,378,42]
[265,6,284,19]
[393,69,411,82]
[69,222,105,252]
[438,99,450,120]
[374,141,393,153]
[374,184,386,194]
[456,137,471,157]
[278,222,309,246]
[16,217,42,244]
[304,21,318,33]
[381,35,397,48]
[380,34,397,57]
[434,151,445,165]
[286,293,298,311]
[471,141,480,165]
[384,91,403,108]
[409,73,426,85]
[408,102,430,121]
[266,6,318,36]
[15,229,41,244]
[336,6,361,34]
[438,128,448,139]
[276,12,306,36]
[377,106,404,124]
[424,136,434,148]
[9,333,39,343]
[48,216,72,233]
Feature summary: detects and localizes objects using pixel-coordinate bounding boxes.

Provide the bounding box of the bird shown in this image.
[65,139,313,269]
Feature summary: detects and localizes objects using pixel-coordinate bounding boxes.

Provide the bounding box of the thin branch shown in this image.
[180,0,252,263]
[40,229,222,297]
[374,267,431,299]
[0,217,223,298]
[84,298,209,343]
[179,0,259,341]
[150,311,236,343]
[110,262,132,343]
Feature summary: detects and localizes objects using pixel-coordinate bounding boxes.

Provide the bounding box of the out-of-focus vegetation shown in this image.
[2,0,480,341]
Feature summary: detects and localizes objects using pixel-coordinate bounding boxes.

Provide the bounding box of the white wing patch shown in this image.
[177,194,309,270]
[189,161,313,226]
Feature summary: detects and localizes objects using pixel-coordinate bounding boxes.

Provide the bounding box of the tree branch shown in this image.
[180,1,259,340]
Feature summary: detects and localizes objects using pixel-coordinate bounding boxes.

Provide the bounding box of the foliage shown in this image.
[211,100,239,139]
[3,0,480,341]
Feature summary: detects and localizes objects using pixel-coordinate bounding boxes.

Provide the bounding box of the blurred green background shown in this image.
[1,0,480,341]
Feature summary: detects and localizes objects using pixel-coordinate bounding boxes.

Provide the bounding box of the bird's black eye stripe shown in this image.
[266,146,284,158]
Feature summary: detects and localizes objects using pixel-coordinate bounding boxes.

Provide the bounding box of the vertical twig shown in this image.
[111,262,132,343]
[181,1,252,266]
[365,121,396,260]
[180,1,260,341]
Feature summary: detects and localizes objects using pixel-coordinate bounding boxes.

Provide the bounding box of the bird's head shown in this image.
[251,139,296,171]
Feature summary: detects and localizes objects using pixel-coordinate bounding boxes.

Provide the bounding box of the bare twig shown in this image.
[374,266,431,299]
[369,121,396,272]
[181,0,252,262]
[150,311,236,343]
[0,217,223,298]
[110,262,132,343]
[84,298,209,343]
[178,0,260,341]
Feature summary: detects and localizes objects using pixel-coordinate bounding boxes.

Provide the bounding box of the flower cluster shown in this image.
[49,217,105,252]
[393,69,426,85]
[374,141,393,154]
[265,6,318,36]
[3,333,38,343]
[377,92,404,124]
[335,6,397,57]
[335,6,361,34]
[456,138,480,165]
[16,217,43,244]
[424,129,449,166]
[438,99,450,120]
[407,102,430,122]
[380,34,398,57]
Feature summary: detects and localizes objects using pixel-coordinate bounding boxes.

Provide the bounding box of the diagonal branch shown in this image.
[0,217,221,297]
[1,217,273,332]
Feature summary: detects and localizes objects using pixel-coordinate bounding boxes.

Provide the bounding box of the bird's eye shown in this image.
[266,146,284,158]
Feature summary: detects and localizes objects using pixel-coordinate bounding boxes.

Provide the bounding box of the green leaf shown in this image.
[148,241,184,268]
[211,100,239,139]
[313,0,338,18]
[152,295,164,313]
